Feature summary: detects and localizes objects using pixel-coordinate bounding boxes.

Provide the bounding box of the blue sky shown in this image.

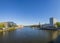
[0,0,60,25]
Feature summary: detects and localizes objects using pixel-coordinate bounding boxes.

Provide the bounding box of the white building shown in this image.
[42,24,50,28]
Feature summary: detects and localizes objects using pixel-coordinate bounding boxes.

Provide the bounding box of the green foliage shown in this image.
[56,22,60,27]
[0,23,5,28]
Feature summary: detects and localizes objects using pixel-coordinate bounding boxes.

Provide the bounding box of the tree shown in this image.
[0,23,5,28]
[56,22,60,27]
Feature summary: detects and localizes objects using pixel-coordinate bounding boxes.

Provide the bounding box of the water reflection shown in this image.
[0,27,59,43]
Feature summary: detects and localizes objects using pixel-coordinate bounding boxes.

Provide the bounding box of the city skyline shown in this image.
[0,0,60,25]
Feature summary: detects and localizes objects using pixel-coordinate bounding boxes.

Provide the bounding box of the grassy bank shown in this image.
[7,27,16,32]
[0,27,16,32]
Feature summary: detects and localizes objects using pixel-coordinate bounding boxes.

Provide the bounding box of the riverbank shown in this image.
[0,27,16,32]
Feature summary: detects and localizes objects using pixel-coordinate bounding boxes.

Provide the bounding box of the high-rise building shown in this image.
[50,17,57,26]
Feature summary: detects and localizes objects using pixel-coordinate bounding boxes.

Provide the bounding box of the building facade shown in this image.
[5,22,17,28]
[50,17,57,26]
[0,22,17,28]
[42,24,50,28]
[42,17,58,28]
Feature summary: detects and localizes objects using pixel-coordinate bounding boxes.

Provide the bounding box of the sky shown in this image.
[0,0,60,25]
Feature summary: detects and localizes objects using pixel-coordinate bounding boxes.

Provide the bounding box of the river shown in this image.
[0,27,60,43]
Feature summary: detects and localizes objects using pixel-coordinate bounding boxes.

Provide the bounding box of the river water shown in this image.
[0,27,59,43]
